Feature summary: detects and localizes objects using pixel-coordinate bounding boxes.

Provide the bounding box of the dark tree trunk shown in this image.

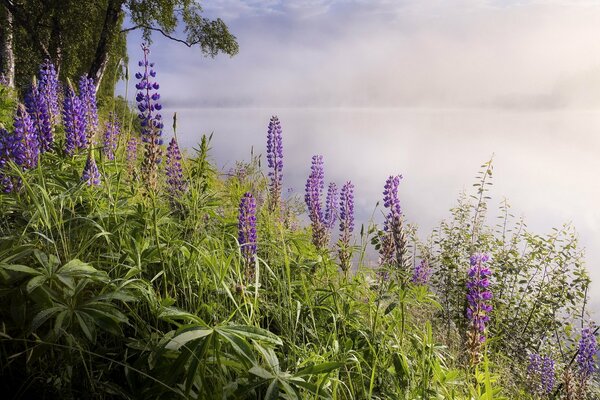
[0,5,15,88]
[88,0,125,91]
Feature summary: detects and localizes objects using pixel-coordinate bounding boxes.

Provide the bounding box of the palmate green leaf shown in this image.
[166,327,214,350]
[31,306,63,331]
[294,362,344,378]
[249,365,275,380]
[159,306,207,325]
[218,325,283,346]
[0,264,40,275]
[26,275,47,293]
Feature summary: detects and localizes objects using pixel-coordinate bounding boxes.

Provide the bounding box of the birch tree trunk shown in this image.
[0,6,15,88]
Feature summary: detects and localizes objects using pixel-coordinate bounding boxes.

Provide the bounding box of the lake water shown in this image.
[171,107,600,313]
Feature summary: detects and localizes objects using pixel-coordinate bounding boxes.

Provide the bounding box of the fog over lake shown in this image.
[120,0,600,313]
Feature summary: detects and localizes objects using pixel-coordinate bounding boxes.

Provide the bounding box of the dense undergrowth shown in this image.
[0,47,598,399]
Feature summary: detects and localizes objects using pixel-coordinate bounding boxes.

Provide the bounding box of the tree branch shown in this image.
[120,24,198,47]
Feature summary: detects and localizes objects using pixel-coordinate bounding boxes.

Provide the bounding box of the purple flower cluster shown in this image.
[81,151,101,186]
[338,181,354,272]
[13,104,39,169]
[103,113,120,161]
[25,78,53,153]
[527,353,555,395]
[0,74,7,86]
[379,175,406,269]
[576,327,597,380]
[266,116,283,211]
[166,137,187,198]
[238,192,257,277]
[135,44,164,189]
[38,60,60,126]
[126,137,138,178]
[411,259,431,286]
[0,128,18,192]
[466,252,493,365]
[62,83,87,155]
[79,76,99,141]
[305,155,336,249]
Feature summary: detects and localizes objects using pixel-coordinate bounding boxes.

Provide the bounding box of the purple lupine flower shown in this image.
[38,60,60,126]
[78,75,98,141]
[324,182,338,229]
[576,327,597,380]
[62,83,87,155]
[126,137,138,178]
[266,115,283,211]
[541,355,555,395]
[0,74,7,86]
[238,192,257,278]
[338,181,354,272]
[411,259,431,285]
[13,104,39,169]
[103,113,120,160]
[81,151,101,186]
[135,44,164,190]
[25,78,53,153]
[0,127,19,192]
[379,175,406,269]
[466,252,492,365]
[527,353,542,394]
[305,155,327,248]
[165,137,187,198]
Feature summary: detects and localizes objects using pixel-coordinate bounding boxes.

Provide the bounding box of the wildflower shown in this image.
[238,192,257,279]
[541,356,555,395]
[135,44,164,190]
[411,259,431,285]
[0,128,19,192]
[79,75,99,141]
[576,327,597,394]
[466,252,492,365]
[126,137,138,178]
[379,175,406,270]
[103,113,120,160]
[81,151,101,186]
[338,181,354,272]
[324,182,338,229]
[266,116,283,211]
[165,137,187,198]
[25,77,53,153]
[38,60,60,126]
[13,104,38,169]
[305,155,328,248]
[527,353,555,395]
[62,82,87,155]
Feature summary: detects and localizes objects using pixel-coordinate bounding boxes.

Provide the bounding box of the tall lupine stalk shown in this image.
[126,137,138,179]
[238,192,257,280]
[466,252,493,366]
[62,82,87,155]
[527,353,555,396]
[135,44,164,191]
[38,60,60,127]
[575,327,597,398]
[79,76,99,142]
[0,127,18,192]
[165,137,187,199]
[14,104,39,169]
[81,151,101,186]
[411,259,431,285]
[25,77,53,153]
[103,113,120,160]
[379,175,407,274]
[305,155,330,249]
[338,181,354,273]
[266,116,283,212]
[324,182,338,229]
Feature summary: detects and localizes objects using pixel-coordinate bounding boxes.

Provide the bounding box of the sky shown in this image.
[121,0,600,312]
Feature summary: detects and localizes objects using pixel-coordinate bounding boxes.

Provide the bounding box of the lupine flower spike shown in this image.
[13,104,39,169]
[135,44,164,190]
[324,182,338,229]
[81,151,101,186]
[338,181,354,272]
[38,60,60,126]
[0,128,19,192]
[166,136,187,198]
[103,113,120,161]
[466,252,492,365]
[527,353,555,396]
[379,175,406,272]
[305,155,327,249]
[575,326,597,397]
[266,116,283,212]
[62,81,87,155]
[238,192,257,280]
[25,77,53,153]
[411,259,431,285]
[79,76,99,142]
[126,137,138,179]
